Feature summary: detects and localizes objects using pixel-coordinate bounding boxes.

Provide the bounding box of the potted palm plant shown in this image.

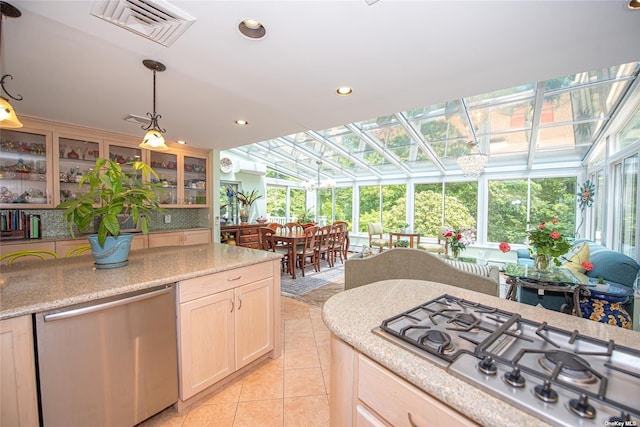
[56,157,164,268]
[235,189,262,223]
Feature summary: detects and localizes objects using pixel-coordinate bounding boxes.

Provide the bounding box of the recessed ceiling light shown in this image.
[235,119,249,126]
[177,140,186,145]
[628,0,640,9]
[238,19,266,39]
[336,87,353,96]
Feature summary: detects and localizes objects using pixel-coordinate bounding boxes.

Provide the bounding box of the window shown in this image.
[414,182,477,237]
[487,177,576,244]
[334,187,353,228]
[592,171,605,244]
[266,186,286,219]
[613,154,638,257]
[358,185,381,232]
[289,188,307,221]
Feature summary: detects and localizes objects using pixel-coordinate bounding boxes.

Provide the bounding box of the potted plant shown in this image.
[56,157,164,268]
[235,189,262,223]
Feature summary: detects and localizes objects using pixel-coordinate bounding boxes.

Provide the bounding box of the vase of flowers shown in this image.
[445,227,476,259]
[235,189,262,223]
[527,219,571,271]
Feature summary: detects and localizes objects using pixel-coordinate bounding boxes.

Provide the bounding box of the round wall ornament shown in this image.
[220,157,233,173]
[578,180,596,208]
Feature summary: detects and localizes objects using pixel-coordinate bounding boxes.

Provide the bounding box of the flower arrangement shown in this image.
[235,189,262,222]
[445,227,476,258]
[527,219,571,266]
[499,242,511,253]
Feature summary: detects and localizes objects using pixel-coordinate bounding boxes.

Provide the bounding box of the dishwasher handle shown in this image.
[43,286,173,322]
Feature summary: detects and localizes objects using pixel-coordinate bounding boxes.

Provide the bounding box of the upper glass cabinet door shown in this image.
[56,135,101,203]
[150,151,178,206]
[0,127,52,206]
[183,155,207,206]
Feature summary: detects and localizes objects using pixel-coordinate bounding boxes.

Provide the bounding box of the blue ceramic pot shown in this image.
[87,233,134,269]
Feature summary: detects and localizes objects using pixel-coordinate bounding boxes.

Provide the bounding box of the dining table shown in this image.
[272,228,349,279]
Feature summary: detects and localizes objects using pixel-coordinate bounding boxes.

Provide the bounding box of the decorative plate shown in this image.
[220,157,233,173]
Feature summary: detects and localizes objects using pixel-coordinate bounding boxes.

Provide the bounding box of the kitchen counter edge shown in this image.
[321,279,639,427]
[0,243,281,320]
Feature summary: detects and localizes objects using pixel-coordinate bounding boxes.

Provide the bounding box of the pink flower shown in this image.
[551,219,559,224]
[550,231,561,239]
[499,242,511,253]
[456,235,462,240]
[539,222,546,229]
[445,231,453,238]
[581,261,594,271]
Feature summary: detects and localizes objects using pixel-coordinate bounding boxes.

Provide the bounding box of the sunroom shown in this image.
[220,60,640,264]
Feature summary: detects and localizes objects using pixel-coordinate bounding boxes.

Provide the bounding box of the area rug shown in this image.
[292,279,345,308]
[280,263,345,297]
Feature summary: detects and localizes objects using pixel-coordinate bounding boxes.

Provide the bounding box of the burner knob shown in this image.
[478,356,497,375]
[568,394,596,419]
[503,367,525,388]
[609,412,630,423]
[533,380,558,403]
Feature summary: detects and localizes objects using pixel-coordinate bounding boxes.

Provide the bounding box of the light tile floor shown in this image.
[139,297,330,427]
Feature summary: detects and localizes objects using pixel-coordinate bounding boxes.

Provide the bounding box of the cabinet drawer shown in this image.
[177,262,274,303]
[239,235,259,243]
[240,227,259,236]
[357,355,479,427]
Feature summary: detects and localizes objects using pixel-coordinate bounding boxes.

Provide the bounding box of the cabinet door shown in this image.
[148,231,183,248]
[0,241,57,265]
[183,154,208,206]
[178,289,235,400]
[183,229,210,246]
[149,151,179,206]
[235,278,274,369]
[0,316,39,427]
[0,126,53,207]
[55,134,102,205]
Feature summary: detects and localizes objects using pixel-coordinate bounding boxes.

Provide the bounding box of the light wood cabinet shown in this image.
[177,260,278,401]
[148,229,211,248]
[149,148,209,208]
[0,315,39,427]
[0,122,53,208]
[0,241,56,265]
[330,334,480,427]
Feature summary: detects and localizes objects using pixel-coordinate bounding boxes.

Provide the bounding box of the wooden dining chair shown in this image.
[314,225,333,271]
[258,227,290,273]
[294,225,318,277]
[329,222,347,265]
[266,223,283,232]
[284,222,304,233]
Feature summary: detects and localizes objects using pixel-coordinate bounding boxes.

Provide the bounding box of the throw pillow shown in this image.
[561,242,590,274]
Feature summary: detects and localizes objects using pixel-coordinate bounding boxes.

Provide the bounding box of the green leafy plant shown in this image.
[526,219,572,265]
[394,240,409,248]
[56,158,164,247]
[235,189,262,208]
[296,207,314,224]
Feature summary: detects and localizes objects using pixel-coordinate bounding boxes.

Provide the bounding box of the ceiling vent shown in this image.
[90,0,196,47]
[123,113,151,125]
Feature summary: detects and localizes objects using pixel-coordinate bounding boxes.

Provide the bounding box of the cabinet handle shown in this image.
[229,298,235,312]
[227,275,242,281]
[407,412,420,427]
[237,295,242,310]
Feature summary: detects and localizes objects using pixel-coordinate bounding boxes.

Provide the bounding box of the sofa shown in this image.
[345,248,499,297]
[517,240,639,320]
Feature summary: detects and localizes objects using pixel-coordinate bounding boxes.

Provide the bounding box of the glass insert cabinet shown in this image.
[149,151,208,207]
[1,117,210,209]
[0,127,52,206]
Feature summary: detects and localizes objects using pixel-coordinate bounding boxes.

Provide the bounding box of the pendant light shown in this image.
[0,1,23,129]
[139,59,169,151]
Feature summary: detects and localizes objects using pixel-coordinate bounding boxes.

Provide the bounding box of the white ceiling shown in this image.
[3,1,640,152]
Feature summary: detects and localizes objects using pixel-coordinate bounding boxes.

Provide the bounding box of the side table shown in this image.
[389,232,421,249]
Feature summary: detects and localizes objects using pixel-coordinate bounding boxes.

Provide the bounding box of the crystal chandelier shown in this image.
[457,141,488,178]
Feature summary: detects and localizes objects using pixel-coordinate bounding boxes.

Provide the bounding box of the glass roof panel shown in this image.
[230,61,639,183]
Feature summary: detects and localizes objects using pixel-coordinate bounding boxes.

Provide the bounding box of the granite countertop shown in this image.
[0,243,281,320]
[322,280,640,427]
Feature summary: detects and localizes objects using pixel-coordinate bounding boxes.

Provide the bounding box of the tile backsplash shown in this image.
[17,208,210,239]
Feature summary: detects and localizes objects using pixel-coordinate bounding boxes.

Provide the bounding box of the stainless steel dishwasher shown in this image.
[35,285,178,427]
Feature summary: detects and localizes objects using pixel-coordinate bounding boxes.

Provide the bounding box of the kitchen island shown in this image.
[0,243,283,426]
[322,279,639,426]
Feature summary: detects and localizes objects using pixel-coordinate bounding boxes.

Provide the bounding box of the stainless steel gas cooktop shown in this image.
[373,294,640,426]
